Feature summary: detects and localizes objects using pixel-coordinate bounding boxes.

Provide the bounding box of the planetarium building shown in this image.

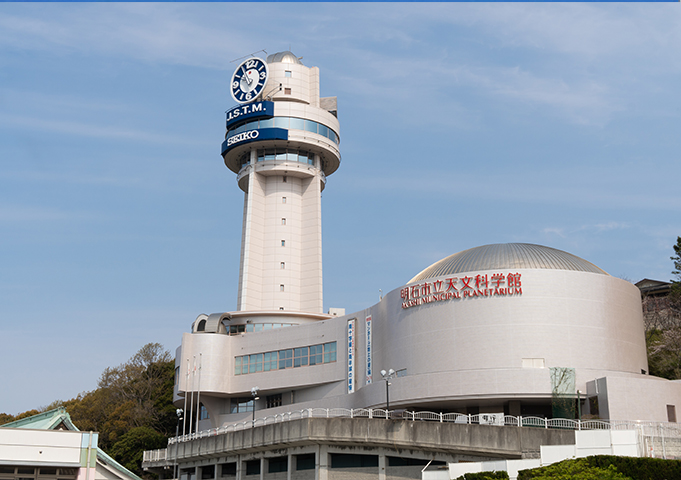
[178,241,679,427]
[145,51,681,480]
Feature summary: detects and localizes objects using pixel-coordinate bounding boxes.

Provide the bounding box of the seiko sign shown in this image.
[221,127,289,155]
[225,101,274,129]
[227,129,259,146]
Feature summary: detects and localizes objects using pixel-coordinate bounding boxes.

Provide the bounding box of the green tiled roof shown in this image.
[0,407,77,431]
[1,407,142,480]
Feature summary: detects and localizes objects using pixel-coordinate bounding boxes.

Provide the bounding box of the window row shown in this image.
[227,116,339,144]
[229,394,283,414]
[215,454,315,477]
[228,323,295,335]
[235,342,337,375]
[0,467,77,479]
[238,149,314,168]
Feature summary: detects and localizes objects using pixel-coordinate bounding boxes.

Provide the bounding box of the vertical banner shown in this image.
[347,319,355,393]
[365,315,372,385]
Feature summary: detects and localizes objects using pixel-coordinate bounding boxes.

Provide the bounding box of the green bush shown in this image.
[517,458,630,480]
[586,455,681,480]
[456,471,509,480]
[517,455,681,480]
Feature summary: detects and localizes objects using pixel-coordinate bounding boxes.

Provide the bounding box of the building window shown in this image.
[280,284,285,292]
[281,218,286,225]
[245,460,260,476]
[266,393,283,408]
[229,323,295,336]
[279,307,284,310]
[230,120,339,145]
[220,463,237,477]
[522,358,545,368]
[268,457,287,474]
[235,342,337,376]
[309,344,323,365]
[284,88,291,95]
[230,398,254,413]
[181,468,196,480]
[199,404,209,420]
[668,405,677,423]
[281,240,285,247]
[282,196,286,203]
[294,347,309,367]
[201,465,214,480]
[330,454,378,468]
[285,70,292,78]
[296,454,316,471]
[283,176,287,182]
[281,262,285,269]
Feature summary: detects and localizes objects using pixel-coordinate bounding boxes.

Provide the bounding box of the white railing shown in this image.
[157,408,681,446]
[143,448,167,462]
[143,408,681,464]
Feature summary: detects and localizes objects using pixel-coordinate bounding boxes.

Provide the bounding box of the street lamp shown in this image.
[380,369,396,414]
[174,409,183,480]
[251,387,260,425]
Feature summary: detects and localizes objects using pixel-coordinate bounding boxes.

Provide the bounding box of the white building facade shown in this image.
[174,51,681,437]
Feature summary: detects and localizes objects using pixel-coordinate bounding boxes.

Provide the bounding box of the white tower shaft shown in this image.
[222,52,340,314]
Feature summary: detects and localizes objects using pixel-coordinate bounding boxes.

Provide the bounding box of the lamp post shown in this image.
[380,369,396,414]
[251,387,260,425]
[174,409,183,480]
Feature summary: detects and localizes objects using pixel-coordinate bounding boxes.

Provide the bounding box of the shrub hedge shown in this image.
[517,455,681,480]
[455,471,509,480]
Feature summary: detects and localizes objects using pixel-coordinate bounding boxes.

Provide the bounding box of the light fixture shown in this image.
[380,369,396,413]
[251,387,260,424]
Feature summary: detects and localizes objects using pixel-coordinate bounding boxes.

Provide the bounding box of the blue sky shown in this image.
[1,3,679,415]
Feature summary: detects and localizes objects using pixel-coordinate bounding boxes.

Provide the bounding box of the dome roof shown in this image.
[409,243,608,283]
[267,51,303,65]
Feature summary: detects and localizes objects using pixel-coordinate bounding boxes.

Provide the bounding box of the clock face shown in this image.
[230,57,268,104]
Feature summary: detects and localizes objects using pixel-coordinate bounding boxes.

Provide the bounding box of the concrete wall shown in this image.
[596,374,681,421]
[0,428,84,467]
[170,418,574,462]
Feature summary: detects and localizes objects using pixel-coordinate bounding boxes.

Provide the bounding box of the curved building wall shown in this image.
[362,269,647,411]
[174,266,662,426]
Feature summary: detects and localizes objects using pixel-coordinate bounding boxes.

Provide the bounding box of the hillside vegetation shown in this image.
[0,343,176,478]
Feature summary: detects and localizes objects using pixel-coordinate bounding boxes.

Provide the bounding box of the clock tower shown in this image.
[222,51,340,313]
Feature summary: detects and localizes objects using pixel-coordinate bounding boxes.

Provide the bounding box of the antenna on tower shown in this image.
[230,49,268,64]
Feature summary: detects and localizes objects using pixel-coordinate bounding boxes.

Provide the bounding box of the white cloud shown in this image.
[0,113,202,144]
[0,205,91,223]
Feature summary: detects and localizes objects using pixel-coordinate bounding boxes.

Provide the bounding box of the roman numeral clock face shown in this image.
[230,58,268,103]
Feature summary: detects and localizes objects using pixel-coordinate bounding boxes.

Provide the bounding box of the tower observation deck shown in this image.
[221,51,340,313]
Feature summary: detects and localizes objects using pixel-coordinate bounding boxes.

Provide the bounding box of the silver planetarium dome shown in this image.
[267,51,303,64]
[409,243,608,283]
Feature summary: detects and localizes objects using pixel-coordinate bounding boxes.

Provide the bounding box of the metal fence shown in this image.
[143,408,681,462]
[169,407,681,443]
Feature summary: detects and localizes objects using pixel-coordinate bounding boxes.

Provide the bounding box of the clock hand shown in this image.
[242,67,253,85]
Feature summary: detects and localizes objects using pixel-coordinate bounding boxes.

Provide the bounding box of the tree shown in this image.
[645,237,681,380]
[109,426,168,476]
[0,343,175,478]
[672,236,681,284]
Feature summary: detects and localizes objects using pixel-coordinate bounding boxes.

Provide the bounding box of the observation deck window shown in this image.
[226,116,339,145]
[289,118,305,130]
[228,323,295,335]
[256,148,315,165]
